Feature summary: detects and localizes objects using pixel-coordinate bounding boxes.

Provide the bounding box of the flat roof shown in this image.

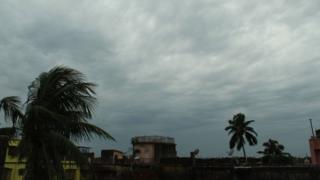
[132,135,175,144]
[101,149,124,153]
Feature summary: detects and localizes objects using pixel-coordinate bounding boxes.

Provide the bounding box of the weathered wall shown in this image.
[95,165,320,180]
[233,166,320,180]
[133,143,155,163]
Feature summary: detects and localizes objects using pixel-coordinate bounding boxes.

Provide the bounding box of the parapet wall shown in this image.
[103,165,320,180]
[93,157,316,180]
[132,136,175,144]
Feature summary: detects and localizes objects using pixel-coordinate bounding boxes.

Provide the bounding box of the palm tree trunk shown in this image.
[242,146,247,160]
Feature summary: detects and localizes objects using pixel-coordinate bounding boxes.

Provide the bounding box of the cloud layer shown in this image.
[1,0,320,157]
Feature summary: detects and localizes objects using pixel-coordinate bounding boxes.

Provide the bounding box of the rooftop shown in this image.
[132,135,175,144]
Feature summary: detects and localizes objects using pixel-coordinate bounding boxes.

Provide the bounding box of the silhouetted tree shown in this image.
[225,113,257,159]
[0,96,23,178]
[0,66,114,180]
[258,139,292,164]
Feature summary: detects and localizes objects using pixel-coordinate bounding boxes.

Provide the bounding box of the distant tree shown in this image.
[0,96,23,178]
[258,139,292,164]
[225,113,257,159]
[0,66,114,180]
[258,139,286,156]
[0,96,23,136]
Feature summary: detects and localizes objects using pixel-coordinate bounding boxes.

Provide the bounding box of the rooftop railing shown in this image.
[132,136,175,144]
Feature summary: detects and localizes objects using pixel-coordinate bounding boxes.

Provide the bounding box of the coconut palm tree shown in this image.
[258,139,292,165]
[225,113,257,159]
[0,66,114,180]
[258,139,284,156]
[0,96,23,178]
[258,139,290,157]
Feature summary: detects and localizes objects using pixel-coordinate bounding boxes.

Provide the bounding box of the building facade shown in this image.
[101,149,124,164]
[309,129,320,165]
[132,136,177,164]
[1,139,81,180]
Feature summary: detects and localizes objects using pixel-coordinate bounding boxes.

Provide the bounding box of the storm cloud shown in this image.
[1,0,320,157]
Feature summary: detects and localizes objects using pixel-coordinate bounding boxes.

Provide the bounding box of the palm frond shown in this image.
[245,132,257,145]
[0,96,24,126]
[225,126,232,131]
[229,133,238,149]
[68,122,115,141]
[244,120,255,126]
[45,131,88,166]
[245,127,258,136]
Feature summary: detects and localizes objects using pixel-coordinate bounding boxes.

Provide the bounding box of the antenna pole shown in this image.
[310,118,315,137]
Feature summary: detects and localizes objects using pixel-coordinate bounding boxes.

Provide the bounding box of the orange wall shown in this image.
[309,138,320,165]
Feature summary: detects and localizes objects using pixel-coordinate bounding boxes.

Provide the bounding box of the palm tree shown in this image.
[258,139,292,165]
[0,66,114,180]
[258,139,283,156]
[258,139,290,158]
[0,96,23,178]
[225,113,257,159]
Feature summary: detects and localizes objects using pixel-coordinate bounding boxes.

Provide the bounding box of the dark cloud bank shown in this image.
[0,0,320,157]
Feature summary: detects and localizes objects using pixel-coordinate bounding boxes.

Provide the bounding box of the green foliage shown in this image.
[0,96,23,128]
[0,66,114,180]
[258,139,292,165]
[225,113,258,158]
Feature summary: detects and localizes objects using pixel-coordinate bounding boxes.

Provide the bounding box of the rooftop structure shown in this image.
[132,135,177,164]
[101,149,124,164]
[309,129,320,165]
[131,136,175,144]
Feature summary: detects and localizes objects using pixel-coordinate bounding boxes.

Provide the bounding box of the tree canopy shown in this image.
[0,66,114,180]
[225,113,257,159]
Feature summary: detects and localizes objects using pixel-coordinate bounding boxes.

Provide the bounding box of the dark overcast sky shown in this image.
[1,0,320,157]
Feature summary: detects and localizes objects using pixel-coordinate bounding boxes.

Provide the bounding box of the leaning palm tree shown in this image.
[0,66,114,180]
[225,113,257,159]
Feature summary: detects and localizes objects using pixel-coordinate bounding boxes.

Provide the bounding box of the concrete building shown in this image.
[101,149,124,164]
[0,138,87,180]
[78,146,95,163]
[132,136,177,164]
[309,129,320,165]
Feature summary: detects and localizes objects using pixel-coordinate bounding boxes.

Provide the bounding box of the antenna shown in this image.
[309,118,315,137]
